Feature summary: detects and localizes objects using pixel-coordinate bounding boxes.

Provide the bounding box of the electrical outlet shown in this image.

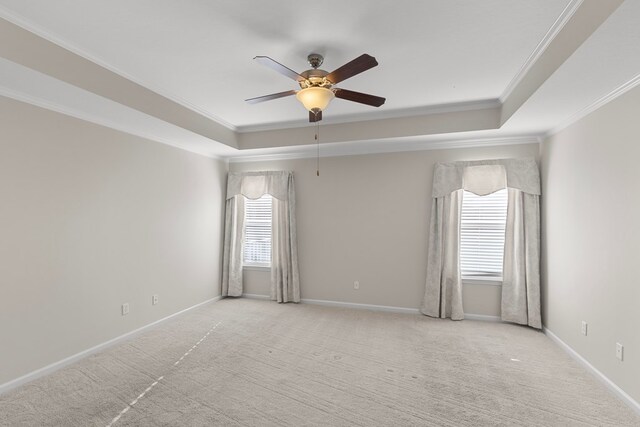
[354,281,360,290]
[121,303,129,316]
[581,321,588,336]
[616,343,624,361]
[152,294,159,305]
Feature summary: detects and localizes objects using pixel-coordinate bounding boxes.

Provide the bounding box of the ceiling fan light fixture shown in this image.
[247,53,384,122]
[296,86,335,112]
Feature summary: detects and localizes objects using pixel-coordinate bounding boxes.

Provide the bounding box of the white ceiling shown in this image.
[0,0,572,128]
[0,0,638,159]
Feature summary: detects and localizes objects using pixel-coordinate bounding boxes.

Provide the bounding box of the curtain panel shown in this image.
[420,158,541,328]
[222,171,301,303]
[421,190,464,320]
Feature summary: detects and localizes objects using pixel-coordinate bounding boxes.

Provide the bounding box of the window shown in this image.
[243,195,272,266]
[460,188,508,280]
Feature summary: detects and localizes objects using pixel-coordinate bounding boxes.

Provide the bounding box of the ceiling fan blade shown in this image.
[309,110,322,122]
[334,88,386,107]
[245,90,297,104]
[326,54,378,84]
[254,56,306,82]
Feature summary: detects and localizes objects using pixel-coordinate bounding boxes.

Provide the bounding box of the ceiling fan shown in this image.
[245,53,385,122]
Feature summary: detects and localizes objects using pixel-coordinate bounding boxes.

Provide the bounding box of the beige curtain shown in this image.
[271,175,300,303]
[420,190,464,320]
[221,171,300,303]
[421,158,541,328]
[221,196,245,297]
[501,188,541,328]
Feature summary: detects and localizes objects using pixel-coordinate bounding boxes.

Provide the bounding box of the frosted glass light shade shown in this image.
[296,87,335,111]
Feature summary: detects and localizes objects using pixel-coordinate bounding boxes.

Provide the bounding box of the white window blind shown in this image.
[460,188,508,279]
[243,195,272,266]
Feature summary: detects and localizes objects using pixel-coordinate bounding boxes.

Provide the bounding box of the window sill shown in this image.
[462,277,503,286]
[243,265,271,271]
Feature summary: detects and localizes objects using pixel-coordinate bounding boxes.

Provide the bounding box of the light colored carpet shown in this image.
[1,298,638,426]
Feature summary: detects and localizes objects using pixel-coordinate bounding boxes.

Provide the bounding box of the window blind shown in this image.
[243,195,272,266]
[460,189,508,279]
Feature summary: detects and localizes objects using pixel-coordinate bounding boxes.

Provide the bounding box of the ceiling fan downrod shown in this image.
[307,53,324,69]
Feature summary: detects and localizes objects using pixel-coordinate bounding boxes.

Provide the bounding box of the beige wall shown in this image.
[231,142,540,316]
[541,86,640,403]
[0,97,227,385]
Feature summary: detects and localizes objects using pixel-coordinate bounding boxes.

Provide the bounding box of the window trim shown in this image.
[462,277,503,286]
[243,264,271,271]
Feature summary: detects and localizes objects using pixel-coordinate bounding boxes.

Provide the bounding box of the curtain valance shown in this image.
[227,171,291,201]
[432,158,540,197]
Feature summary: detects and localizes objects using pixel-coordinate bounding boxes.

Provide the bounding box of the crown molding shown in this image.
[236,99,501,133]
[499,0,584,103]
[0,86,223,160]
[0,6,238,132]
[227,134,541,163]
[545,73,640,138]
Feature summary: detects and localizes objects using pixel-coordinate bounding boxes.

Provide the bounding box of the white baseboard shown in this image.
[301,297,421,315]
[241,293,500,319]
[242,293,419,314]
[464,313,502,322]
[0,295,222,396]
[241,293,271,300]
[543,326,640,416]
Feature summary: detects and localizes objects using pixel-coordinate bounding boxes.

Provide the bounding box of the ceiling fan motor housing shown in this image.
[299,68,332,89]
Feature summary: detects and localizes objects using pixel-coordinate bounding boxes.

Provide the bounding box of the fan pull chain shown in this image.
[315,121,320,177]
